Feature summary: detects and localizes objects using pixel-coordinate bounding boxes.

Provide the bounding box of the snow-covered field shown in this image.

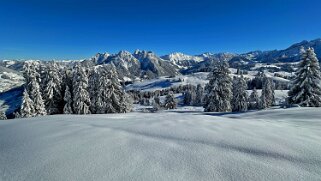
[1,108,320,181]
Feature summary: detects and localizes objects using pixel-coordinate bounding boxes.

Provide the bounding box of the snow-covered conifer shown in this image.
[194,84,204,106]
[88,67,99,113]
[29,77,47,116]
[43,61,62,114]
[20,90,35,118]
[183,87,196,106]
[152,95,161,111]
[288,47,321,107]
[0,110,7,120]
[164,91,177,110]
[232,76,248,112]
[63,86,73,114]
[106,65,132,113]
[203,61,232,112]
[260,76,275,109]
[72,64,91,114]
[94,65,132,114]
[14,112,21,119]
[249,88,259,109]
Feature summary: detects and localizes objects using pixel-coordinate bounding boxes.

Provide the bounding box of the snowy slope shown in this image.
[126,72,208,92]
[0,108,320,180]
[0,66,24,93]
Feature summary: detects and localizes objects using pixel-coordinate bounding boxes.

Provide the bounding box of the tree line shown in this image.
[16,62,132,118]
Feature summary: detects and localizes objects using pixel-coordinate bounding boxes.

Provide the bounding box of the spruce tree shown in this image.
[260,76,275,109]
[43,61,62,114]
[72,64,91,114]
[88,67,99,113]
[29,77,47,116]
[152,95,161,111]
[63,86,73,114]
[288,47,321,107]
[0,110,7,120]
[183,86,196,106]
[194,84,204,106]
[249,87,259,109]
[20,90,35,118]
[232,76,248,112]
[164,91,177,110]
[203,61,232,112]
[106,65,132,113]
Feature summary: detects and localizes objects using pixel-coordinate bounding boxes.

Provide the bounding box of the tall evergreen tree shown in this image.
[194,84,204,106]
[72,64,91,114]
[164,91,177,109]
[88,67,99,113]
[30,78,47,116]
[288,47,321,107]
[232,76,248,112]
[203,61,232,112]
[43,61,62,114]
[63,86,73,114]
[183,85,196,106]
[249,87,259,109]
[104,65,132,113]
[20,90,35,118]
[260,76,275,109]
[23,61,46,116]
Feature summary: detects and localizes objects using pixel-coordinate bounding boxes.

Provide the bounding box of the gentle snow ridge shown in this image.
[0,108,320,181]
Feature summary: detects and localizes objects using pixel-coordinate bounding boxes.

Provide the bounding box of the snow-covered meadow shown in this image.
[1,108,320,181]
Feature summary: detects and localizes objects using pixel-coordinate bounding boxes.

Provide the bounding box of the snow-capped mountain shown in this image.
[133,50,179,78]
[241,38,321,63]
[92,50,179,80]
[161,52,236,69]
[161,52,204,68]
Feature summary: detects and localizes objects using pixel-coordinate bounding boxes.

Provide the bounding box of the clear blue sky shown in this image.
[1,0,321,60]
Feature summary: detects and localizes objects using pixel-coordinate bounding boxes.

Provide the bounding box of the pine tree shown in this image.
[260,76,275,109]
[288,47,321,107]
[232,76,248,112]
[164,92,177,109]
[249,87,259,109]
[194,84,204,106]
[63,86,73,114]
[20,90,35,118]
[72,64,91,114]
[0,110,7,120]
[203,61,232,112]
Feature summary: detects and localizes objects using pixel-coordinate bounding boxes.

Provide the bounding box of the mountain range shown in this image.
[1,38,321,81]
[88,38,321,78]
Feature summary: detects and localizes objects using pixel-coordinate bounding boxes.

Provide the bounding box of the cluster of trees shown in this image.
[203,61,275,112]
[182,84,203,106]
[202,47,321,112]
[17,61,132,118]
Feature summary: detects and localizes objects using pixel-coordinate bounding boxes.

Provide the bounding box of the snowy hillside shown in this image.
[1,108,320,180]
[0,66,24,93]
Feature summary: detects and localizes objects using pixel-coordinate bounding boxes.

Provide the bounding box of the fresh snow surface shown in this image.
[1,108,321,181]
